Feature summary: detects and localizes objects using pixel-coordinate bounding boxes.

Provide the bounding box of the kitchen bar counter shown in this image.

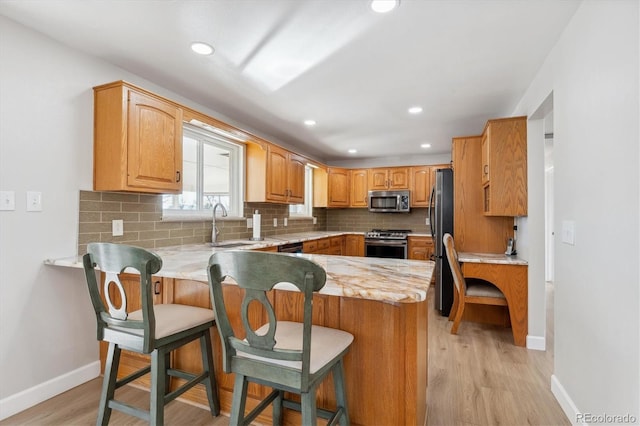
[46,243,432,304]
[46,242,433,425]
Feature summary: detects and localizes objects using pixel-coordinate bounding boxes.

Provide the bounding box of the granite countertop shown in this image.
[46,232,433,304]
[458,251,528,265]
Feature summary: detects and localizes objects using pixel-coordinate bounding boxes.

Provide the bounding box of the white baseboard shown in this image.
[526,334,546,351]
[551,374,585,426]
[0,361,100,421]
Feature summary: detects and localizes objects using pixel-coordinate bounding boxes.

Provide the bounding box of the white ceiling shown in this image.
[0,0,580,163]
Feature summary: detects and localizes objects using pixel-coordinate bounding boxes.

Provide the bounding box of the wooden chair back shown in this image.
[207,251,326,382]
[443,233,465,298]
[83,242,162,353]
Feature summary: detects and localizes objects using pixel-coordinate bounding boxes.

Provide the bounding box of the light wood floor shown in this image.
[1,283,568,426]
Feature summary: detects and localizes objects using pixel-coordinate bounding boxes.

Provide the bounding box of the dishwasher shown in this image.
[277,242,303,253]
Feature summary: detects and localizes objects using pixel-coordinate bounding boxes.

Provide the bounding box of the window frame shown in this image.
[162,124,245,221]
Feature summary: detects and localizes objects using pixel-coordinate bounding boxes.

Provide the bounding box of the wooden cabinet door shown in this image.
[368,168,389,190]
[287,152,306,204]
[481,129,490,185]
[127,90,183,192]
[482,117,527,216]
[344,235,364,257]
[407,236,433,260]
[327,168,350,207]
[266,145,289,202]
[350,169,368,207]
[410,166,431,207]
[387,167,409,189]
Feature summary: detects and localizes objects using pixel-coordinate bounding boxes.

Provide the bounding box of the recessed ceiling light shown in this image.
[370,0,399,13]
[408,106,423,114]
[190,42,214,55]
[304,119,317,126]
[348,149,358,154]
[421,143,432,149]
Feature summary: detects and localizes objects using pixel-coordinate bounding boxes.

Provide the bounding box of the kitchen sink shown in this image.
[210,242,254,248]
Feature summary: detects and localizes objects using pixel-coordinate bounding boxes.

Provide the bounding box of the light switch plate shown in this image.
[247,218,253,228]
[313,216,317,225]
[283,218,288,227]
[561,220,575,245]
[0,191,15,211]
[273,217,278,227]
[26,191,42,212]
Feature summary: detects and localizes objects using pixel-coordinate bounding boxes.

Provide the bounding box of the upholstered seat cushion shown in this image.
[127,304,214,338]
[238,321,354,374]
[466,279,505,298]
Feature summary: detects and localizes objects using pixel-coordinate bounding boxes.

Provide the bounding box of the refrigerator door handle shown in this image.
[428,185,435,238]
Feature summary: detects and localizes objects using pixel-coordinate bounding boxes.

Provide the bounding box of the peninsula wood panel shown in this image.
[452,136,514,253]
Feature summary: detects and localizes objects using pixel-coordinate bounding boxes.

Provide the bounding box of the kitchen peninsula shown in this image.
[46,239,433,425]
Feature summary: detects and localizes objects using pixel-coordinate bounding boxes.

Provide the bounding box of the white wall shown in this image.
[513,0,639,421]
[0,16,279,419]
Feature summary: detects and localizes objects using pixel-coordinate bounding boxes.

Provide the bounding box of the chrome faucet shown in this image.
[211,203,228,246]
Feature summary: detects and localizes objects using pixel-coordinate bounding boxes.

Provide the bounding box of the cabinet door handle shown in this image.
[154,280,161,295]
[483,165,488,176]
[176,171,181,182]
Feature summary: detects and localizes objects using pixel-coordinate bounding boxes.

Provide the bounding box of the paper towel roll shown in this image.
[252,210,261,240]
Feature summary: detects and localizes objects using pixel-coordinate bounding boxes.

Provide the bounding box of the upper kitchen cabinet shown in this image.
[246,143,305,204]
[327,167,350,207]
[368,167,409,190]
[93,81,183,193]
[481,116,527,216]
[410,166,431,207]
[350,169,368,207]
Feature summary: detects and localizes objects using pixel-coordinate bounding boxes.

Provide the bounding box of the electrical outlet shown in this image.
[284,217,288,227]
[112,219,124,237]
[0,191,15,211]
[273,217,278,227]
[313,216,317,225]
[247,218,253,228]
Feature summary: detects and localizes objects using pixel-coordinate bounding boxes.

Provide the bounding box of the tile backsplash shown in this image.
[77,190,428,255]
[77,191,326,255]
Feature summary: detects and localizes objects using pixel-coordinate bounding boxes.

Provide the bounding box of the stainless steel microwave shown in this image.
[368,190,410,213]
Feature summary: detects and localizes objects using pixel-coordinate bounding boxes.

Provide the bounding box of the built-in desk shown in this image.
[457,252,528,347]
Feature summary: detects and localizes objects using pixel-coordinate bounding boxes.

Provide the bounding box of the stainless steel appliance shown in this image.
[278,242,303,253]
[364,229,410,259]
[428,168,454,316]
[368,190,410,213]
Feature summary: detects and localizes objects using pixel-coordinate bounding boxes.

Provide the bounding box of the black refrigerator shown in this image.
[429,168,454,316]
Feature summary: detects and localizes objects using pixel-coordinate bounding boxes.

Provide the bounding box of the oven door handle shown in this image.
[365,240,408,246]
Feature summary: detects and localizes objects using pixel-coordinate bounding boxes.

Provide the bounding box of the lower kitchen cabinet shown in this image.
[344,234,364,257]
[408,236,434,261]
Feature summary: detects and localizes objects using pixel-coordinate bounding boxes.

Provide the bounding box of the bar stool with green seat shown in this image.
[207,251,353,426]
[83,242,220,426]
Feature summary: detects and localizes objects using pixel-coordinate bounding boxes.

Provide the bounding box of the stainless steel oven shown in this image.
[364,229,410,259]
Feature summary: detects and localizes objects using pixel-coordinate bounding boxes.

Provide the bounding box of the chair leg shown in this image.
[301,389,318,426]
[449,287,459,322]
[97,343,121,426]
[200,331,220,416]
[150,349,167,426]
[450,298,465,335]
[230,374,249,426]
[164,351,171,395]
[332,359,350,426]
[272,390,284,426]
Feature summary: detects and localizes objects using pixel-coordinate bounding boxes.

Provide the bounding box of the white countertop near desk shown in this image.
[458,252,528,265]
[46,241,433,304]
